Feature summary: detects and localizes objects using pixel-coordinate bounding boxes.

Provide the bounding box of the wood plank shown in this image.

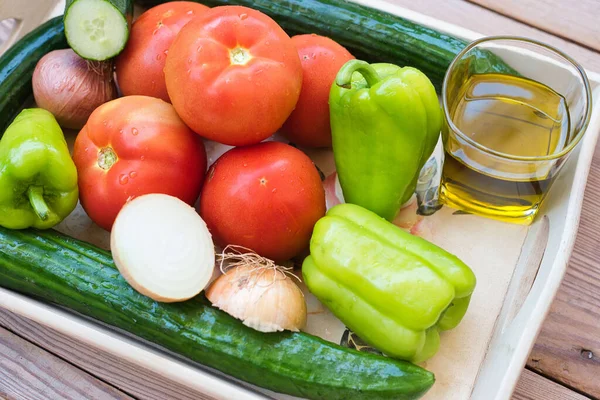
[468,0,600,52]
[526,137,600,397]
[387,0,600,72]
[0,309,218,400]
[0,326,132,400]
[512,369,590,400]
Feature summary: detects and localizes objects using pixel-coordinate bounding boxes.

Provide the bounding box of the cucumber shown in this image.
[0,227,435,400]
[0,17,67,134]
[135,0,517,91]
[64,0,133,61]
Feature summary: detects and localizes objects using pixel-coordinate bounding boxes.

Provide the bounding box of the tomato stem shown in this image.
[230,47,252,66]
[98,147,118,170]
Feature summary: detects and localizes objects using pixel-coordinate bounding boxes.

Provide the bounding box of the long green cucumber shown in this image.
[64,0,133,60]
[134,0,517,91]
[0,17,68,134]
[0,227,434,400]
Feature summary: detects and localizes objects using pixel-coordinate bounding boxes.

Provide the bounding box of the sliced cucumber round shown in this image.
[64,0,131,61]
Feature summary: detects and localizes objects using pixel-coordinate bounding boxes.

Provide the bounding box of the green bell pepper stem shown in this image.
[27,186,50,221]
[335,60,381,89]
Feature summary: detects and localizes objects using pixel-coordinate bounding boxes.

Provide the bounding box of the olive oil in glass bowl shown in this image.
[440,37,592,224]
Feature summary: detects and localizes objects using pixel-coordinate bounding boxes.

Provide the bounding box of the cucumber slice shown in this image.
[64,0,132,61]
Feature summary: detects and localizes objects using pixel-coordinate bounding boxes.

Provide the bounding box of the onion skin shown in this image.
[33,49,117,130]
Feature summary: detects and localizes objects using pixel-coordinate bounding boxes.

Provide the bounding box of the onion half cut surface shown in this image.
[111,194,215,302]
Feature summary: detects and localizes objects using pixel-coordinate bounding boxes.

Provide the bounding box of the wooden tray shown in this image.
[1,1,600,399]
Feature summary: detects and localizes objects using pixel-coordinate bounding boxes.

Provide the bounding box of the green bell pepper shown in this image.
[0,108,78,229]
[302,203,476,363]
[330,60,442,221]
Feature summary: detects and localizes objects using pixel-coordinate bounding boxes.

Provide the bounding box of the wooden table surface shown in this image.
[1,1,600,399]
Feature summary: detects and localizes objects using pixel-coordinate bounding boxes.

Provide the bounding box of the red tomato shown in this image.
[73,96,207,231]
[281,34,354,148]
[199,142,325,261]
[115,2,209,102]
[164,6,303,146]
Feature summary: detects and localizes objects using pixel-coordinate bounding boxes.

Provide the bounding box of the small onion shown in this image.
[206,246,307,333]
[33,49,117,130]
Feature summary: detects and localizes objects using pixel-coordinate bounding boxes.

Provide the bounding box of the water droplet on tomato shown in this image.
[152,29,159,36]
[155,53,162,61]
[243,163,247,167]
[132,128,138,136]
[311,53,317,59]
[164,49,169,55]
[239,13,248,20]
[187,10,194,15]
[103,120,108,126]
[187,58,193,64]
[196,45,203,53]
[140,155,145,161]
[119,175,129,185]
[272,188,277,193]
[129,171,138,179]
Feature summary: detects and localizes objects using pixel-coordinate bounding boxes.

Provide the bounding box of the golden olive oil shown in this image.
[440,73,570,224]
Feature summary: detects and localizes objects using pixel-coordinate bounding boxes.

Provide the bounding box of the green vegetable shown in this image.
[134,0,518,91]
[0,16,67,134]
[0,109,78,229]
[64,0,133,61]
[330,60,442,221]
[303,203,476,363]
[0,227,435,400]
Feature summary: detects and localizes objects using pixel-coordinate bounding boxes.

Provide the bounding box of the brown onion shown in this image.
[33,49,117,130]
[206,245,307,333]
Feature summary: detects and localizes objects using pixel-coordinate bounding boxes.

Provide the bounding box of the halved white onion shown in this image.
[111,194,215,302]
